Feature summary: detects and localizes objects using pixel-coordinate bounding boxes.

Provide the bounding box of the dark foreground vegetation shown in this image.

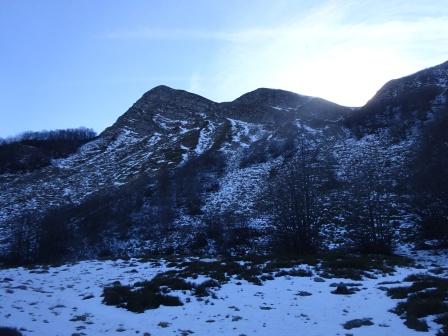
[0,327,23,336]
[102,253,412,313]
[388,274,448,334]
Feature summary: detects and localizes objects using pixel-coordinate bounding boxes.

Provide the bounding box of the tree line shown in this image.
[0,127,96,174]
[0,127,96,144]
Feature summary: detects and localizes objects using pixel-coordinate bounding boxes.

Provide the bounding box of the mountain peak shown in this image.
[139,85,215,106]
[233,87,311,108]
[101,85,217,136]
[345,60,448,136]
[142,84,176,96]
[369,60,448,103]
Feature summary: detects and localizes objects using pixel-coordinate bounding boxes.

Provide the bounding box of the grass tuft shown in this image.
[388,274,448,333]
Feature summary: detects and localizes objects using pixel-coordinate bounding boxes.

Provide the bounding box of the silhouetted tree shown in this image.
[175,159,202,216]
[410,108,448,246]
[267,135,334,255]
[155,164,176,232]
[6,212,39,265]
[343,140,398,254]
[0,127,96,174]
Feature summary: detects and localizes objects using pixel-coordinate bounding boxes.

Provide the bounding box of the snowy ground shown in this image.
[1,251,447,336]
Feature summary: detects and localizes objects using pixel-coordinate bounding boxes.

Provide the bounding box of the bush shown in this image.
[387,286,409,299]
[404,317,429,332]
[388,274,448,333]
[0,327,23,336]
[194,279,220,297]
[319,253,412,280]
[275,268,312,278]
[0,128,96,174]
[342,318,374,330]
[125,291,182,313]
[102,282,132,307]
[435,313,448,336]
[144,274,195,291]
[102,278,183,313]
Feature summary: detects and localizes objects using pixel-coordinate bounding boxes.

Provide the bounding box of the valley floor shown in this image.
[1,250,447,336]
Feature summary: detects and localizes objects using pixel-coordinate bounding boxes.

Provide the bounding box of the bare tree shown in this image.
[6,212,39,265]
[155,164,176,233]
[409,109,448,247]
[267,135,334,255]
[343,139,398,254]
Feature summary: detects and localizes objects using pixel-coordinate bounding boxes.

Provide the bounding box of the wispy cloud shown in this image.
[207,4,448,105]
[100,17,448,44]
[98,0,448,105]
[99,28,272,42]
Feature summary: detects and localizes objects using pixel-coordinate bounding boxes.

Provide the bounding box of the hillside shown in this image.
[0,61,447,263]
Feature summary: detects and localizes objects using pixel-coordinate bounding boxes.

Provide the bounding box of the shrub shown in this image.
[435,313,448,336]
[102,278,183,313]
[319,253,412,280]
[102,282,131,307]
[387,286,409,299]
[145,274,195,291]
[404,317,429,332]
[0,327,23,336]
[125,290,182,313]
[194,279,220,297]
[275,268,312,278]
[388,274,448,333]
[342,318,374,330]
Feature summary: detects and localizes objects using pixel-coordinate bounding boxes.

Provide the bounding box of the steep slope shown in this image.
[0,84,349,260]
[345,60,448,137]
[1,60,448,262]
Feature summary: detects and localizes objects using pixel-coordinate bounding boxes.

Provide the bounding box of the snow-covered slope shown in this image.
[0,84,350,256]
[1,60,448,260]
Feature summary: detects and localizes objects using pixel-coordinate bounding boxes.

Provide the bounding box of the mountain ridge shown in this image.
[1,60,447,264]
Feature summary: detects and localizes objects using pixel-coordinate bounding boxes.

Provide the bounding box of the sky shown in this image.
[1,0,448,137]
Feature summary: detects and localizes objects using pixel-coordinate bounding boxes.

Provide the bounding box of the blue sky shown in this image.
[1,0,448,137]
